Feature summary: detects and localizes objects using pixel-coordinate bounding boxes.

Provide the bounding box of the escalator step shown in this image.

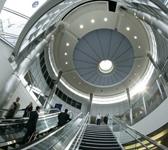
[79,145,122,150]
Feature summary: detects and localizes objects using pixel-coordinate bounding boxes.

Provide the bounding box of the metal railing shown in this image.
[111,116,168,150]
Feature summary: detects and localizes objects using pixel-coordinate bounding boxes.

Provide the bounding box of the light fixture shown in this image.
[134,36,138,39]
[65,61,68,65]
[138,45,141,49]
[99,60,113,74]
[104,17,108,22]
[80,24,84,29]
[66,42,70,47]
[126,27,130,31]
[91,19,95,24]
[64,52,68,56]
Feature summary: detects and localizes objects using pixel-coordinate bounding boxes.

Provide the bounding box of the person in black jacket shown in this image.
[57,109,71,127]
[23,102,33,117]
[23,106,40,143]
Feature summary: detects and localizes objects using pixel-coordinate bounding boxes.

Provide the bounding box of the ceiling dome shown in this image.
[73,28,134,86]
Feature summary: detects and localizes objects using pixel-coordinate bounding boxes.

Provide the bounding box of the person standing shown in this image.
[23,102,33,117]
[6,97,20,119]
[96,113,101,125]
[57,109,71,127]
[23,106,40,143]
[103,114,109,124]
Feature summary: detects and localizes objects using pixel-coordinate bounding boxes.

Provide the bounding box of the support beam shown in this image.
[142,94,147,115]
[43,71,62,109]
[0,23,65,109]
[126,88,133,125]
[88,93,93,113]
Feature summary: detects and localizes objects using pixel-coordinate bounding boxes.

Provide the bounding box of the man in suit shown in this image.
[57,109,71,127]
[23,106,40,143]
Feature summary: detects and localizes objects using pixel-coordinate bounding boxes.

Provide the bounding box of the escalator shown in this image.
[2,113,167,150]
[0,112,59,149]
[79,125,123,150]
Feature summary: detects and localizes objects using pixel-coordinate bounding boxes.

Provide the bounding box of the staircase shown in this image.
[79,125,123,150]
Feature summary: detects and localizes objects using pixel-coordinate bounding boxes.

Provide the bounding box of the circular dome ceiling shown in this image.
[73,28,134,86]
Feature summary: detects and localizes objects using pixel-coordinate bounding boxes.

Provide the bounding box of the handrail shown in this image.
[69,113,89,150]
[21,112,82,150]
[112,116,168,150]
[0,112,59,126]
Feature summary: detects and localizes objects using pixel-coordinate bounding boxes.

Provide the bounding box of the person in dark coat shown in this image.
[57,109,71,127]
[23,106,40,143]
[6,97,20,119]
[23,102,33,117]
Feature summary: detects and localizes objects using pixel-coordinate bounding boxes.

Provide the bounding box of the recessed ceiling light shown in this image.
[80,24,84,29]
[138,45,141,49]
[91,19,95,23]
[126,27,130,31]
[65,61,68,65]
[104,17,108,22]
[134,36,138,39]
[64,52,68,56]
[66,43,70,47]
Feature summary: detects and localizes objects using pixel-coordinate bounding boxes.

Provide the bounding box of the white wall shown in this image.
[0,40,40,114]
[116,97,168,144]
[0,40,13,92]
[91,100,129,116]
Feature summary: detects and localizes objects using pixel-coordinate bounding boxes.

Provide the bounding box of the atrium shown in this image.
[0,0,168,149]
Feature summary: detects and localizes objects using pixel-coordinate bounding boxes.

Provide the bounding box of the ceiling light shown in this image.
[65,61,68,65]
[138,45,141,49]
[104,17,108,22]
[80,24,84,29]
[66,42,70,47]
[91,19,95,23]
[134,36,138,39]
[64,52,68,56]
[126,27,130,31]
[99,60,113,74]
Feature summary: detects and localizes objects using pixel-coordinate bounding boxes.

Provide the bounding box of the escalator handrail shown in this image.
[69,113,89,150]
[112,116,168,150]
[21,112,83,150]
[0,112,59,126]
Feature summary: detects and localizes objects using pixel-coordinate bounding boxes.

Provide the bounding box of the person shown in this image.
[23,106,40,143]
[23,102,33,117]
[57,109,71,127]
[6,97,20,119]
[103,114,108,124]
[96,113,101,125]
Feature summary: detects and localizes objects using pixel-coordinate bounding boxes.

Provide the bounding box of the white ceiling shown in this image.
[50,1,154,103]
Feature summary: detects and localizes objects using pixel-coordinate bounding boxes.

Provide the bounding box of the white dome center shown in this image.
[99,60,113,74]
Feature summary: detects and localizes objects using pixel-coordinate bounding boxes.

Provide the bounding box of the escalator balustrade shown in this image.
[0,112,59,149]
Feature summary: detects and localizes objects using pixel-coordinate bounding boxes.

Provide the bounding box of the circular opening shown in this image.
[99,60,113,74]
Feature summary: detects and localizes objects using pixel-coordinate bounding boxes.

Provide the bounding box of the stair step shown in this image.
[81,142,120,147]
[82,138,118,143]
[79,145,122,150]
